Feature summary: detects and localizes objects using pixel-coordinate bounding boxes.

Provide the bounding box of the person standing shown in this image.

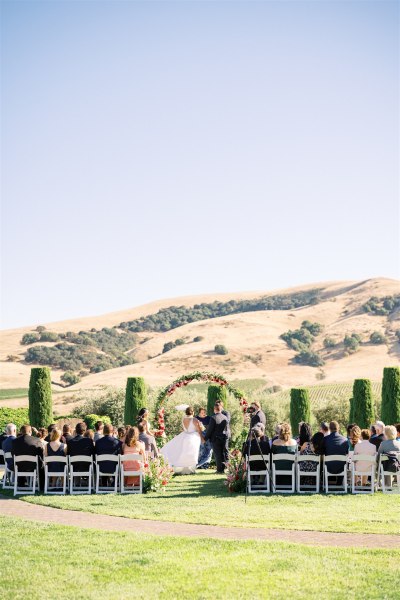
[204,403,230,473]
[196,407,212,469]
[248,401,266,429]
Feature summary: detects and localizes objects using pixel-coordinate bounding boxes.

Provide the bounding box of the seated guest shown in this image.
[378,425,400,486]
[0,428,7,465]
[60,424,73,444]
[44,427,67,486]
[44,424,57,443]
[271,422,297,485]
[319,422,329,437]
[138,422,159,457]
[346,423,357,450]
[395,423,400,441]
[95,423,121,476]
[117,426,126,444]
[352,427,376,485]
[247,423,270,484]
[94,421,104,442]
[298,422,312,451]
[122,426,145,487]
[84,429,95,441]
[37,428,48,449]
[270,423,282,447]
[67,422,95,472]
[299,431,323,486]
[370,421,385,449]
[323,421,349,479]
[2,423,17,470]
[12,425,44,489]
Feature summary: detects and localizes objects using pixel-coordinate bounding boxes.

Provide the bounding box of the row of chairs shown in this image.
[1,451,145,496]
[247,453,400,494]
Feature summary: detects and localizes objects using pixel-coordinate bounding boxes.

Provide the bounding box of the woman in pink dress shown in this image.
[122,426,146,487]
[352,427,376,485]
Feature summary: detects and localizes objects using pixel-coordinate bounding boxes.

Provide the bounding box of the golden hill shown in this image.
[1,278,399,411]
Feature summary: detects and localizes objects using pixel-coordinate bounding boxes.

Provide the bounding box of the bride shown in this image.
[160,406,204,474]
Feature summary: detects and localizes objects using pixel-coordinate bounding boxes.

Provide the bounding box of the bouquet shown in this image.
[143,455,174,493]
[224,449,247,493]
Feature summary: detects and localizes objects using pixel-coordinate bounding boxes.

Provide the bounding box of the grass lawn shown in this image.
[1,515,399,599]
[0,388,28,400]
[20,471,400,535]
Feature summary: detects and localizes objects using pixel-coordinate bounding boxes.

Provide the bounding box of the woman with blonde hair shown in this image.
[271,422,297,486]
[122,426,146,487]
[352,427,376,485]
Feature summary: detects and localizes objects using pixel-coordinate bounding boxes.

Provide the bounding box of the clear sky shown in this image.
[1,0,399,329]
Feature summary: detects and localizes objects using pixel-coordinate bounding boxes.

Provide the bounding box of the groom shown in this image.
[204,402,230,473]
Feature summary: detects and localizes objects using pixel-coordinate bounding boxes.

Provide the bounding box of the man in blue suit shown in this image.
[323,421,349,482]
[95,423,121,485]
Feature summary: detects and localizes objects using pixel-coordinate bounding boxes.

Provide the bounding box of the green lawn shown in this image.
[0,388,28,400]
[20,471,400,535]
[1,515,399,599]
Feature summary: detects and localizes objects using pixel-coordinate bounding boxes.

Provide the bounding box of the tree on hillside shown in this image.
[207,385,228,416]
[352,379,374,428]
[28,367,53,428]
[124,377,147,425]
[290,388,311,432]
[381,367,400,425]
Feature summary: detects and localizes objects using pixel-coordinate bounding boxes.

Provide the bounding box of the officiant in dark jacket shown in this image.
[204,403,230,473]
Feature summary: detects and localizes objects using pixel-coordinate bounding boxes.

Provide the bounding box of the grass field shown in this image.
[1,515,399,599]
[0,388,28,400]
[20,471,400,535]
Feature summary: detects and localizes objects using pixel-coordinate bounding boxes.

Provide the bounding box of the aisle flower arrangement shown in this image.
[143,455,174,493]
[224,449,247,493]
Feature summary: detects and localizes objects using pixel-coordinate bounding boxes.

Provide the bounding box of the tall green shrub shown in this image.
[28,367,53,428]
[290,388,311,432]
[352,379,375,428]
[349,397,354,423]
[381,367,400,425]
[207,385,228,415]
[124,377,147,425]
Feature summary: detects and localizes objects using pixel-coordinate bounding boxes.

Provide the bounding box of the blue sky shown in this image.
[1,0,399,328]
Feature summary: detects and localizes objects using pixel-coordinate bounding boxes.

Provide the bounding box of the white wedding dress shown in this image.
[160,417,201,474]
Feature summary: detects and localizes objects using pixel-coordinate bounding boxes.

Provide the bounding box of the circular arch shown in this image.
[154,371,248,436]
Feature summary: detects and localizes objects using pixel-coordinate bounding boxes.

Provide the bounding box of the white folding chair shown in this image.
[296,455,321,493]
[2,452,14,490]
[323,456,348,494]
[120,454,143,494]
[95,455,120,493]
[69,456,94,495]
[350,454,376,494]
[377,454,400,494]
[44,456,68,494]
[13,455,39,496]
[247,454,270,494]
[271,454,296,493]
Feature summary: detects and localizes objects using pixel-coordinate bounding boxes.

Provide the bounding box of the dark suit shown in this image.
[323,431,349,474]
[12,434,44,489]
[2,435,16,469]
[67,435,94,471]
[370,433,384,450]
[95,435,121,474]
[0,433,7,464]
[204,413,230,473]
[250,409,266,429]
[61,433,73,444]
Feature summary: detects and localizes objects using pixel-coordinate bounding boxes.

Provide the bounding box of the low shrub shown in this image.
[84,414,112,430]
[370,331,387,345]
[215,344,228,355]
[0,407,30,432]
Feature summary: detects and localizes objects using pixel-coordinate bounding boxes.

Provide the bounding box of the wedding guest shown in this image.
[370,424,377,442]
[60,424,73,444]
[44,427,66,471]
[271,422,297,486]
[94,421,104,442]
[2,423,17,470]
[0,428,7,465]
[323,421,349,482]
[270,424,282,447]
[370,421,385,450]
[45,424,57,443]
[122,426,145,487]
[298,431,323,486]
[319,422,329,436]
[138,422,159,457]
[396,424,400,441]
[95,423,121,480]
[298,422,312,450]
[37,428,48,448]
[84,429,95,441]
[352,427,376,486]
[117,426,126,443]
[247,423,270,485]
[12,425,44,489]
[67,422,95,472]
[346,423,357,450]
[248,401,266,429]
[378,426,400,486]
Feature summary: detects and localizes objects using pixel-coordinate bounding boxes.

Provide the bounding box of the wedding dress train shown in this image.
[160,416,201,474]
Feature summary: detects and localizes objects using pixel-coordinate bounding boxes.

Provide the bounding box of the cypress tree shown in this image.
[352,379,375,428]
[290,388,311,433]
[124,377,147,425]
[349,397,354,423]
[28,367,53,428]
[381,367,400,425]
[207,385,228,416]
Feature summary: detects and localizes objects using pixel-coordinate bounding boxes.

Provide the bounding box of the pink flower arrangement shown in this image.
[224,450,247,493]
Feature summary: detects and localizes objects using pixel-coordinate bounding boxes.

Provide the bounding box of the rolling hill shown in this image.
[0,277,399,411]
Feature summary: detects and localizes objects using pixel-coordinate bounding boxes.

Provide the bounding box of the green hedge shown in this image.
[0,407,30,432]
[352,379,374,428]
[28,367,53,428]
[83,414,112,430]
[124,377,147,425]
[290,388,311,432]
[207,385,228,415]
[381,367,400,425]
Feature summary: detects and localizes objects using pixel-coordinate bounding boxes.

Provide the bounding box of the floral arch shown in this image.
[154,371,248,436]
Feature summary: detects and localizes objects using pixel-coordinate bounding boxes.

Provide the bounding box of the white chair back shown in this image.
[44,456,68,495]
[95,454,120,494]
[120,453,144,494]
[14,455,39,496]
[68,455,94,495]
[247,454,270,494]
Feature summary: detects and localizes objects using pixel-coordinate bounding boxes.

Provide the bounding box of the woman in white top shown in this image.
[352,427,376,485]
[161,406,204,474]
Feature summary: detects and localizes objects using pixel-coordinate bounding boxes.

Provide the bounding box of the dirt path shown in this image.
[0,496,398,548]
